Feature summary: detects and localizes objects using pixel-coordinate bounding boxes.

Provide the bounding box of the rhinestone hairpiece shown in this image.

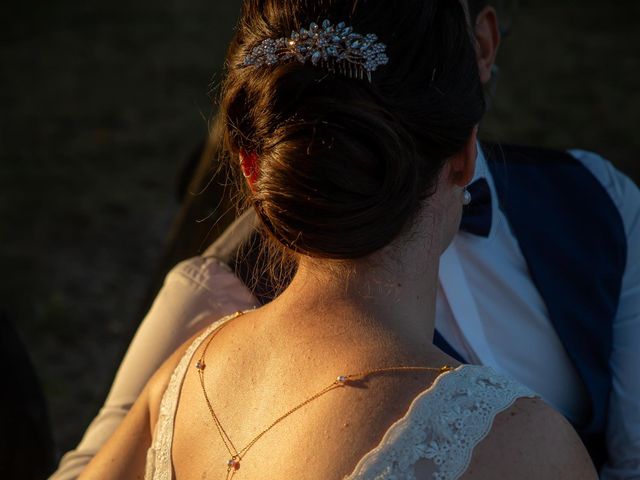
[241,19,389,82]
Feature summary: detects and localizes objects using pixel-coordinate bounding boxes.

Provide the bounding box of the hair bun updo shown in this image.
[219,0,485,260]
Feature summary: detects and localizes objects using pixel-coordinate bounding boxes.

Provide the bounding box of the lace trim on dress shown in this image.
[144,314,239,480]
[346,365,537,480]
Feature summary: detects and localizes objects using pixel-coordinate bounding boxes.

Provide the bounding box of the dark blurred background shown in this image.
[1,0,638,469]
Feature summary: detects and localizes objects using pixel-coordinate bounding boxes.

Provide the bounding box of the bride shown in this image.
[80,0,596,478]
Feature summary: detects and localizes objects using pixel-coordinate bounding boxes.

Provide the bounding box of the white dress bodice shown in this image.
[145,316,536,480]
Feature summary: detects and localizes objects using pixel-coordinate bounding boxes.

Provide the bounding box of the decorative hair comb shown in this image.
[241,19,388,81]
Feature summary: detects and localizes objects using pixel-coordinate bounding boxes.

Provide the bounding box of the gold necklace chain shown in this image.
[195,311,453,479]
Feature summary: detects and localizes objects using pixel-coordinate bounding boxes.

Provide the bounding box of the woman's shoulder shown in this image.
[433,367,596,480]
[348,365,596,480]
[145,311,244,427]
[464,393,597,479]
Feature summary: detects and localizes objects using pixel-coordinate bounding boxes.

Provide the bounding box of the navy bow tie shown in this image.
[460,178,492,237]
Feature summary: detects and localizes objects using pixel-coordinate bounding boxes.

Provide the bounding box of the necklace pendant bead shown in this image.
[195,360,206,371]
[228,458,240,470]
[337,375,347,384]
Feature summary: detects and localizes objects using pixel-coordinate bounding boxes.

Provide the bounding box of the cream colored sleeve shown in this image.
[49,256,258,480]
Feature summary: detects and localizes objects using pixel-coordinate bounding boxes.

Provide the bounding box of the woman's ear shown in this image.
[474,6,501,85]
[449,127,478,187]
[239,149,260,192]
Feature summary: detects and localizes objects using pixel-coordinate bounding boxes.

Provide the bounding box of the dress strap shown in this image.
[347,365,537,480]
[145,312,243,480]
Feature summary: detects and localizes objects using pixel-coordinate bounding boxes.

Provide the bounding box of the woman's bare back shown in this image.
[147,311,596,480]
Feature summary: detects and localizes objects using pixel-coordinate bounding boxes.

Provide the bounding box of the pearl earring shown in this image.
[463,189,472,206]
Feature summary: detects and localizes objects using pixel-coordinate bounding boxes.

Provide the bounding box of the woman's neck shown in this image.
[264,226,442,354]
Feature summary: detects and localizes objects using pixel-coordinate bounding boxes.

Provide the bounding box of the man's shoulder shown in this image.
[567,149,639,220]
[482,143,639,230]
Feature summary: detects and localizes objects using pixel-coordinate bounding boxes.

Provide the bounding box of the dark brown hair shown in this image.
[218,0,485,260]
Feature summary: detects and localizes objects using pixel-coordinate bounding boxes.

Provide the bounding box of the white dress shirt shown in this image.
[436,145,640,479]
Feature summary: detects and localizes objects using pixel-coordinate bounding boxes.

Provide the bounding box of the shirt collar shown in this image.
[469,142,499,238]
[472,141,490,183]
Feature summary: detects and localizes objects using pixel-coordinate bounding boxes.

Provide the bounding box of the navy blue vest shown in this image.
[435,144,627,469]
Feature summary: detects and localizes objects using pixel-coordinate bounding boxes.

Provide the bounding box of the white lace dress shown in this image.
[145,317,536,480]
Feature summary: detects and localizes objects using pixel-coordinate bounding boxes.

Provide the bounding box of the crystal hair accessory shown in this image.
[241,19,389,81]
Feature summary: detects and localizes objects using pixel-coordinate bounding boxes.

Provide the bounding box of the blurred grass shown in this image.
[0,0,638,460]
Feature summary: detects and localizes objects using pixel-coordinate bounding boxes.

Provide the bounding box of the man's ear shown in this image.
[450,127,478,187]
[474,6,501,85]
